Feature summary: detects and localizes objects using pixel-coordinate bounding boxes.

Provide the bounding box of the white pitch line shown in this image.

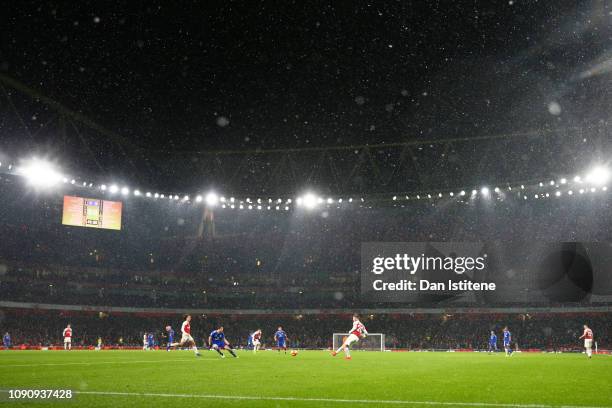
[65,390,610,408]
[0,358,214,368]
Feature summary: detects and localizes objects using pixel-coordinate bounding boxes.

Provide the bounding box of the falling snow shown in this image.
[216,116,230,127]
[548,102,562,116]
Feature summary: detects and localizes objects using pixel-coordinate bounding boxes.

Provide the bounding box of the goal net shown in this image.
[332,333,385,352]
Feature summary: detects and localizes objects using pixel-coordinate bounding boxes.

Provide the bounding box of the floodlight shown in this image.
[586,166,610,186]
[18,159,62,188]
[205,192,219,206]
[301,193,318,209]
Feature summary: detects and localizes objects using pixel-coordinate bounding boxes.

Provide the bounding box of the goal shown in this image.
[332,333,385,352]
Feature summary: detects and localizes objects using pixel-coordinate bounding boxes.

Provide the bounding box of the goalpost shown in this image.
[332,333,385,352]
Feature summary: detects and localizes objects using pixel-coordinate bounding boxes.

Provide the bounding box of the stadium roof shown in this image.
[1,1,610,194]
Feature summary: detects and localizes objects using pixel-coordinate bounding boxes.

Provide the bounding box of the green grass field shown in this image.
[0,350,610,407]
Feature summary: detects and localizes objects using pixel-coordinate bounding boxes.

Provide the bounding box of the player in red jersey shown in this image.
[251,329,262,353]
[331,314,368,360]
[579,324,594,358]
[170,315,200,357]
[62,324,72,350]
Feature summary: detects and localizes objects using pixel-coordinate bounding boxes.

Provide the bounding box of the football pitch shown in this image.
[0,350,610,407]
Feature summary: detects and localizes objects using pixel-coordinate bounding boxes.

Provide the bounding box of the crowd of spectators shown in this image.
[0,179,610,346]
[1,309,609,351]
[1,189,611,309]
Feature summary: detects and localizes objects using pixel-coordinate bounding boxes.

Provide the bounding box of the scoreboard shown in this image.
[62,196,122,230]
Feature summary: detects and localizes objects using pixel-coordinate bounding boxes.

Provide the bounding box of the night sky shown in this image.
[2,1,609,152]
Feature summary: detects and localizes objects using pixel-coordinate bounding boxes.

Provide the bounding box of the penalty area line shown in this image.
[66,390,610,408]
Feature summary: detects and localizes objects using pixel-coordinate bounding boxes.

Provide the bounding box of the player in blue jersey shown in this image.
[503,326,513,356]
[147,333,155,350]
[165,326,175,351]
[208,326,238,358]
[3,332,11,349]
[274,326,288,354]
[488,330,497,353]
